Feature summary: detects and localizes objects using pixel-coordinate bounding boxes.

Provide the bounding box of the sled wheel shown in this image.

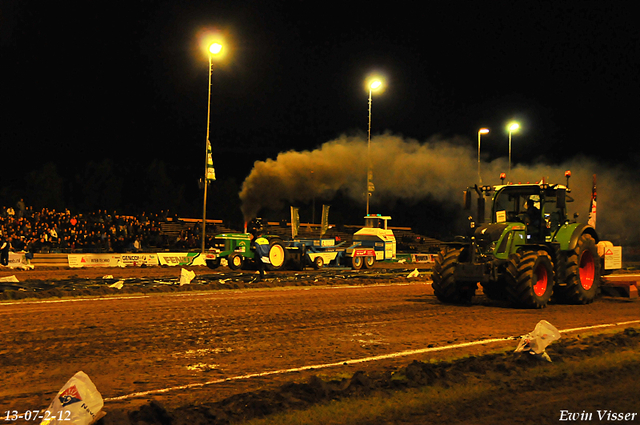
[313,256,324,269]
[364,256,375,269]
[351,256,364,270]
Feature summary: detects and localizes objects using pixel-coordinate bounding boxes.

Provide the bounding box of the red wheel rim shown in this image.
[579,250,595,290]
[533,263,548,297]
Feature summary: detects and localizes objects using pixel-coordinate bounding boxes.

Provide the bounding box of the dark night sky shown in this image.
[2,1,639,210]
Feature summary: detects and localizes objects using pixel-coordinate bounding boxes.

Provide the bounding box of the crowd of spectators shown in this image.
[0,201,211,255]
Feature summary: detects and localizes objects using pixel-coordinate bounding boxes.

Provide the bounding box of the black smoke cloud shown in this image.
[239,133,638,241]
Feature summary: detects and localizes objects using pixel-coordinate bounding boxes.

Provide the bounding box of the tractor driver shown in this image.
[524,196,541,238]
[249,231,270,282]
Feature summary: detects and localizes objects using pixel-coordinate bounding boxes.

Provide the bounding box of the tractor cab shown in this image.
[466,181,573,261]
[491,183,571,243]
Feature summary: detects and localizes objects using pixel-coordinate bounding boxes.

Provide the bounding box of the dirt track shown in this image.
[1,265,639,424]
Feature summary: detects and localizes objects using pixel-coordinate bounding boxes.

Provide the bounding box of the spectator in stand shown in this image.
[0,236,10,265]
[16,199,25,219]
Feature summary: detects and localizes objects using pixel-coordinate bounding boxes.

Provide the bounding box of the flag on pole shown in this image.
[320,205,330,237]
[588,174,596,228]
[206,140,216,181]
[290,207,300,239]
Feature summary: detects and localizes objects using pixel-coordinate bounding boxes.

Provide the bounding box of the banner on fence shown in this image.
[411,253,437,263]
[68,254,121,268]
[8,252,29,268]
[157,252,206,266]
[120,253,158,267]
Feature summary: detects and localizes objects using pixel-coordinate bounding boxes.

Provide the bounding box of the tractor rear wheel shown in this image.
[556,233,601,304]
[266,241,288,271]
[432,246,476,304]
[506,250,554,308]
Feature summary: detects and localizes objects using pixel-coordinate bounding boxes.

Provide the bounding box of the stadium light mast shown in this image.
[507,121,520,176]
[477,128,489,184]
[366,78,383,216]
[202,42,223,254]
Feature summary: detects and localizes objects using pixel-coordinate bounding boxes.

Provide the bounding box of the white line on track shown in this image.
[104,318,640,402]
[0,295,151,306]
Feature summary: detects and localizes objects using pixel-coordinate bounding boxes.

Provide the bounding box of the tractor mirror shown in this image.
[463,190,471,210]
[556,189,566,209]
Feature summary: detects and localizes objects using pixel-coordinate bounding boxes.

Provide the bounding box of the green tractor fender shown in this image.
[553,223,599,251]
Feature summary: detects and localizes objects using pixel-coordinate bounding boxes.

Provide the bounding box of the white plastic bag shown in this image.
[41,371,105,425]
[514,320,561,362]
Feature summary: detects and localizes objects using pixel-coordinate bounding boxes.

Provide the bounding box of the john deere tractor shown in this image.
[432,173,602,308]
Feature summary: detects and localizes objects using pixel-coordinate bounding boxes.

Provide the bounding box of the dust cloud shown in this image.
[239,133,638,241]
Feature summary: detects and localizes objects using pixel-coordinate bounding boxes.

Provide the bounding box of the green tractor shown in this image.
[433,172,604,308]
[204,218,288,271]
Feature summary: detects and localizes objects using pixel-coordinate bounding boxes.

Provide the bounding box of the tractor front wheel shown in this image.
[227,253,244,270]
[432,246,476,304]
[206,258,220,269]
[506,250,554,308]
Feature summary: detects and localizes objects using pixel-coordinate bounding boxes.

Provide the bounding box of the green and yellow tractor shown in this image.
[432,172,615,308]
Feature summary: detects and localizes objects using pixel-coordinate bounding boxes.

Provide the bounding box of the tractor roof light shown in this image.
[565,170,571,187]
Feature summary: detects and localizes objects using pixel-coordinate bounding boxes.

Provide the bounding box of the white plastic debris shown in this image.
[0,275,19,282]
[41,371,105,425]
[102,275,113,279]
[407,268,419,278]
[514,320,561,362]
[108,280,124,290]
[179,268,196,285]
[397,259,407,264]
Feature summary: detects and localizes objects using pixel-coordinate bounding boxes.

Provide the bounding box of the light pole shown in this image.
[477,128,489,184]
[507,122,520,176]
[202,42,223,254]
[366,79,382,216]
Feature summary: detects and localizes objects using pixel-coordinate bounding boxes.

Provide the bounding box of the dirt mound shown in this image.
[98,328,640,425]
[0,267,420,301]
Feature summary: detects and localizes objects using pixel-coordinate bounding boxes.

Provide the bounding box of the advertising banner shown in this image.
[157,252,206,266]
[68,254,121,268]
[8,252,29,268]
[120,253,158,267]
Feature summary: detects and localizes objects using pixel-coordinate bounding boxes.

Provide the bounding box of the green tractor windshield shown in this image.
[492,185,568,242]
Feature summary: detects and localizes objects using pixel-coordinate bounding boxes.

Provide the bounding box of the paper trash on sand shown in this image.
[179,268,196,285]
